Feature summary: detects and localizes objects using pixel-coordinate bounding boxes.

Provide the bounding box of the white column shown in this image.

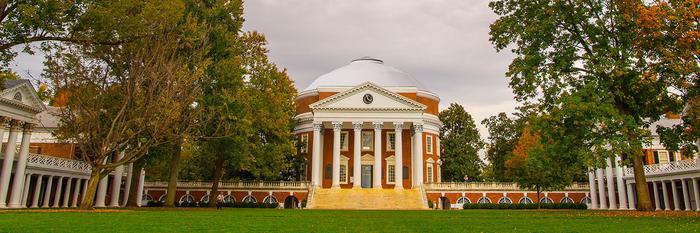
[136,169,145,207]
[122,163,133,206]
[71,179,81,208]
[662,181,670,210]
[372,122,382,189]
[681,179,690,211]
[614,157,627,209]
[693,178,700,211]
[42,176,53,208]
[62,178,72,207]
[331,121,341,189]
[394,122,403,189]
[671,180,680,211]
[605,158,617,209]
[110,152,124,207]
[31,175,43,208]
[11,124,33,208]
[653,181,661,211]
[596,168,607,209]
[20,173,31,207]
[352,122,362,189]
[311,122,322,187]
[436,137,441,183]
[626,182,635,210]
[52,177,63,208]
[0,120,20,208]
[95,156,109,207]
[588,170,598,209]
[81,178,88,205]
[412,124,424,188]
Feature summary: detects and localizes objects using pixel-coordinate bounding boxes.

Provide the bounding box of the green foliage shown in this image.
[463,203,587,210]
[439,103,485,181]
[481,112,525,181]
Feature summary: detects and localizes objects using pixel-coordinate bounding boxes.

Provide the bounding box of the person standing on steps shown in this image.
[216,192,224,210]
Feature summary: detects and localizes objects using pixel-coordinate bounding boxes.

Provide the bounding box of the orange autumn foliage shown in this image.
[504,127,541,179]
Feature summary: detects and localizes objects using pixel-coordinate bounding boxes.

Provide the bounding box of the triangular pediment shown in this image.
[310,82,426,112]
[0,80,47,114]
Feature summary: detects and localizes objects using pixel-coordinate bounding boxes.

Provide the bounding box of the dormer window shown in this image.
[13,92,22,101]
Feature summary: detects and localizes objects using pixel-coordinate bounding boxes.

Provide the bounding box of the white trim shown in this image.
[519,196,533,204]
[361,131,373,151]
[340,131,349,151]
[300,134,309,154]
[385,156,396,184]
[426,135,434,154]
[498,197,513,204]
[340,155,350,184]
[386,131,396,151]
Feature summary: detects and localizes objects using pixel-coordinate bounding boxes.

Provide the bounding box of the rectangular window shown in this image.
[300,134,309,154]
[426,135,433,154]
[426,163,434,183]
[387,132,396,151]
[387,164,396,184]
[340,132,349,151]
[361,131,373,151]
[657,150,670,164]
[340,165,348,184]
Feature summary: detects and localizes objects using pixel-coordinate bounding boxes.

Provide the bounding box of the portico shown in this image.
[294,57,442,191]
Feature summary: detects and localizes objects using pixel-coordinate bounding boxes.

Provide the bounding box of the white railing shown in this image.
[423,182,589,191]
[27,153,92,174]
[144,181,310,190]
[624,158,699,177]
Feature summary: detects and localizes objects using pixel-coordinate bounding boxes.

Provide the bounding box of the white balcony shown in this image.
[423,182,589,191]
[623,158,699,178]
[144,181,310,190]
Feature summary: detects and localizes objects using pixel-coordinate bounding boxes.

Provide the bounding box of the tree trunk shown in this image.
[126,159,146,207]
[208,155,225,207]
[164,140,182,207]
[536,186,541,209]
[79,169,102,210]
[632,151,653,211]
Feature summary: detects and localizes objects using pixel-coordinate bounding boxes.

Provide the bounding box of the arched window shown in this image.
[263,195,278,204]
[142,194,153,202]
[477,197,491,204]
[223,195,235,203]
[179,194,194,204]
[498,197,513,204]
[561,197,574,203]
[540,197,553,204]
[243,195,257,203]
[456,196,471,205]
[13,92,22,101]
[158,194,167,203]
[518,197,533,204]
[580,197,592,204]
[200,195,210,204]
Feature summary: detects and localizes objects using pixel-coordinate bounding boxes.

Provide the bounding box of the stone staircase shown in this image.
[308,188,428,210]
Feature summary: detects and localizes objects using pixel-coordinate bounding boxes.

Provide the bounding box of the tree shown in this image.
[439,103,485,181]
[488,0,689,211]
[507,127,574,209]
[636,0,700,155]
[0,0,175,67]
[481,112,524,181]
[44,29,207,209]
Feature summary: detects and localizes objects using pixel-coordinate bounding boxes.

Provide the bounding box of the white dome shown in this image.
[303,57,427,92]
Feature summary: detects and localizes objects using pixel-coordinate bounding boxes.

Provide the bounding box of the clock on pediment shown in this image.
[362,94,373,104]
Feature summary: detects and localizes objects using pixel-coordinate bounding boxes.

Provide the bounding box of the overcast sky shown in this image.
[10,0,518,139]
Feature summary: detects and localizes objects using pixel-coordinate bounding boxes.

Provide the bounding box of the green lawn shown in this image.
[0,208,698,232]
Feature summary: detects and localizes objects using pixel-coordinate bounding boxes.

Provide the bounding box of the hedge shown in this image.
[463,203,587,210]
[145,200,278,208]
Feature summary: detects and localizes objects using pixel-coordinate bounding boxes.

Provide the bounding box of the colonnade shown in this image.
[309,121,426,189]
[588,156,700,211]
[0,119,34,208]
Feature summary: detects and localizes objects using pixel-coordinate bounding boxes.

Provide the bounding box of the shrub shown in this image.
[145,200,163,207]
[221,202,279,208]
[301,199,307,209]
[176,201,198,208]
[463,203,587,210]
[428,200,434,209]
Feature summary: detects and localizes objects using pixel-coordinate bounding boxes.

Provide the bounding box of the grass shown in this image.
[0,208,698,232]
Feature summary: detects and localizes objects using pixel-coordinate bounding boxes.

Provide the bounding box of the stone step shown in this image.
[309,188,428,210]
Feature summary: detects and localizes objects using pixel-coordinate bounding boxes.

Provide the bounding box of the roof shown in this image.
[4,79,29,90]
[35,106,61,129]
[303,57,429,92]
